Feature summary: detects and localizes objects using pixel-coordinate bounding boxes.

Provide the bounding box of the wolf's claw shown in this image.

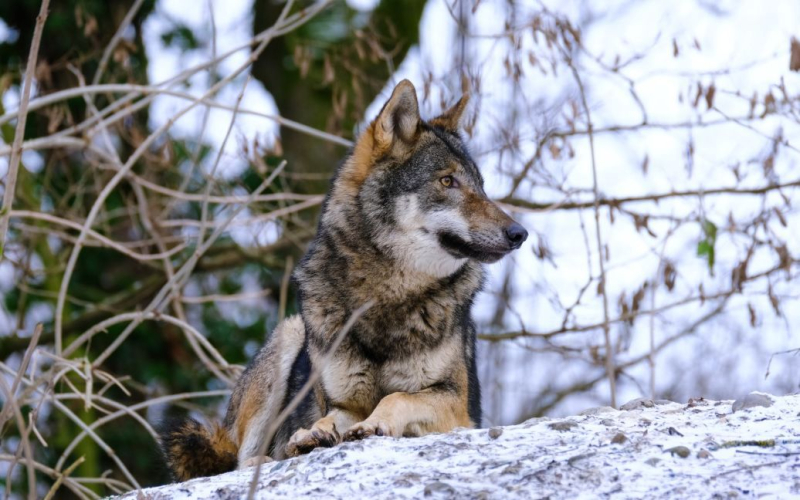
[343,421,393,441]
[286,427,338,457]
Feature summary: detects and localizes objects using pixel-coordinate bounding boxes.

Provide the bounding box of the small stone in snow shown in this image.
[645,457,661,467]
[667,427,684,436]
[579,406,618,416]
[620,398,655,410]
[600,419,615,426]
[611,432,627,444]
[502,463,524,475]
[687,397,707,407]
[521,417,549,427]
[488,427,503,439]
[697,449,711,459]
[548,420,578,432]
[424,481,455,496]
[731,393,774,413]
[639,418,652,427]
[398,472,422,482]
[665,446,691,458]
[567,453,596,466]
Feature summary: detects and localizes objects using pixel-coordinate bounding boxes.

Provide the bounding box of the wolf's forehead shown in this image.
[423,126,484,185]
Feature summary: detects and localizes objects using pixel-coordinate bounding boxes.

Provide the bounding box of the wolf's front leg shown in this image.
[286,407,363,457]
[343,385,472,441]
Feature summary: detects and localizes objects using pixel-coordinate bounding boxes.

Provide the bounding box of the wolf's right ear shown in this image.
[373,80,420,148]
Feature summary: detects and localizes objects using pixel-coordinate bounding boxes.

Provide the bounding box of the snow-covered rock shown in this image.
[125,393,800,499]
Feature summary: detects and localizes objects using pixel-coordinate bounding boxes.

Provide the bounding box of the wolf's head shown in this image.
[327,79,527,278]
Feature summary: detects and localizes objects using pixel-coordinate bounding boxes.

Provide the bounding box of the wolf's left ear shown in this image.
[430,93,470,132]
[374,80,421,148]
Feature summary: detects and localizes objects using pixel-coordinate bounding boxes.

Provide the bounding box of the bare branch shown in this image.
[0,0,50,258]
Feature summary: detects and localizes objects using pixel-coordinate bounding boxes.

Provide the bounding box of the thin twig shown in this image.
[43,455,85,500]
[91,0,146,87]
[0,455,95,500]
[501,178,800,212]
[10,210,187,261]
[566,49,616,408]
[0,0,50,258]
[0,324,42,428]
[0,374,36,500]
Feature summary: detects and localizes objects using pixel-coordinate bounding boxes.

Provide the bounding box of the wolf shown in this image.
[160,79,528,481]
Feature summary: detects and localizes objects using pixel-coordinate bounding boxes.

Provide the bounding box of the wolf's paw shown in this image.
[239,455,274,469]
[343,420,395,442]
[285,427,338,457]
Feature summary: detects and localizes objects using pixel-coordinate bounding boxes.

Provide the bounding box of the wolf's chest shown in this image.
[350,296,459,359]
[376,336,461,394]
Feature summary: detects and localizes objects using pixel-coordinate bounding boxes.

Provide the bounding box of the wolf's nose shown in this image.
[505,223,528,249]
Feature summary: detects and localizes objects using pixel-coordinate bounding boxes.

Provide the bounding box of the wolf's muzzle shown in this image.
[505,222,528,249]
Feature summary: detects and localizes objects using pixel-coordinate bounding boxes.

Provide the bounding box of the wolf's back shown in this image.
[160,418,237,481]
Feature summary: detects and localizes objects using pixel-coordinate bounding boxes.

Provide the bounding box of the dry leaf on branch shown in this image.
[790,37,800,71]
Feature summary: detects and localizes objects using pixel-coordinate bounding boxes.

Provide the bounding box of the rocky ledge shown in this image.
[123,392,800,499]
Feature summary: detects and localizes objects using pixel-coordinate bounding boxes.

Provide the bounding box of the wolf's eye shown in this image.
[440,175,458,188]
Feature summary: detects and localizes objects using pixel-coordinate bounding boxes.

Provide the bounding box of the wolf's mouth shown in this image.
[437,232,509,263]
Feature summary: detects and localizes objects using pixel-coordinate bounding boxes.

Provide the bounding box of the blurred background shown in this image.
[1,0,799,496]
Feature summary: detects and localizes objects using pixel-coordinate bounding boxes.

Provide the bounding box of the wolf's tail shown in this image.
[159,418,238,481]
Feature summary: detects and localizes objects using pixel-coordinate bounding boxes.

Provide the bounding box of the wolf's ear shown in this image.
[374,80,420,148]
[430,93,470,132]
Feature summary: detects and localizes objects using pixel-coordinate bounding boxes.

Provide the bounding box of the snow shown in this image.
[122,393,800,499]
